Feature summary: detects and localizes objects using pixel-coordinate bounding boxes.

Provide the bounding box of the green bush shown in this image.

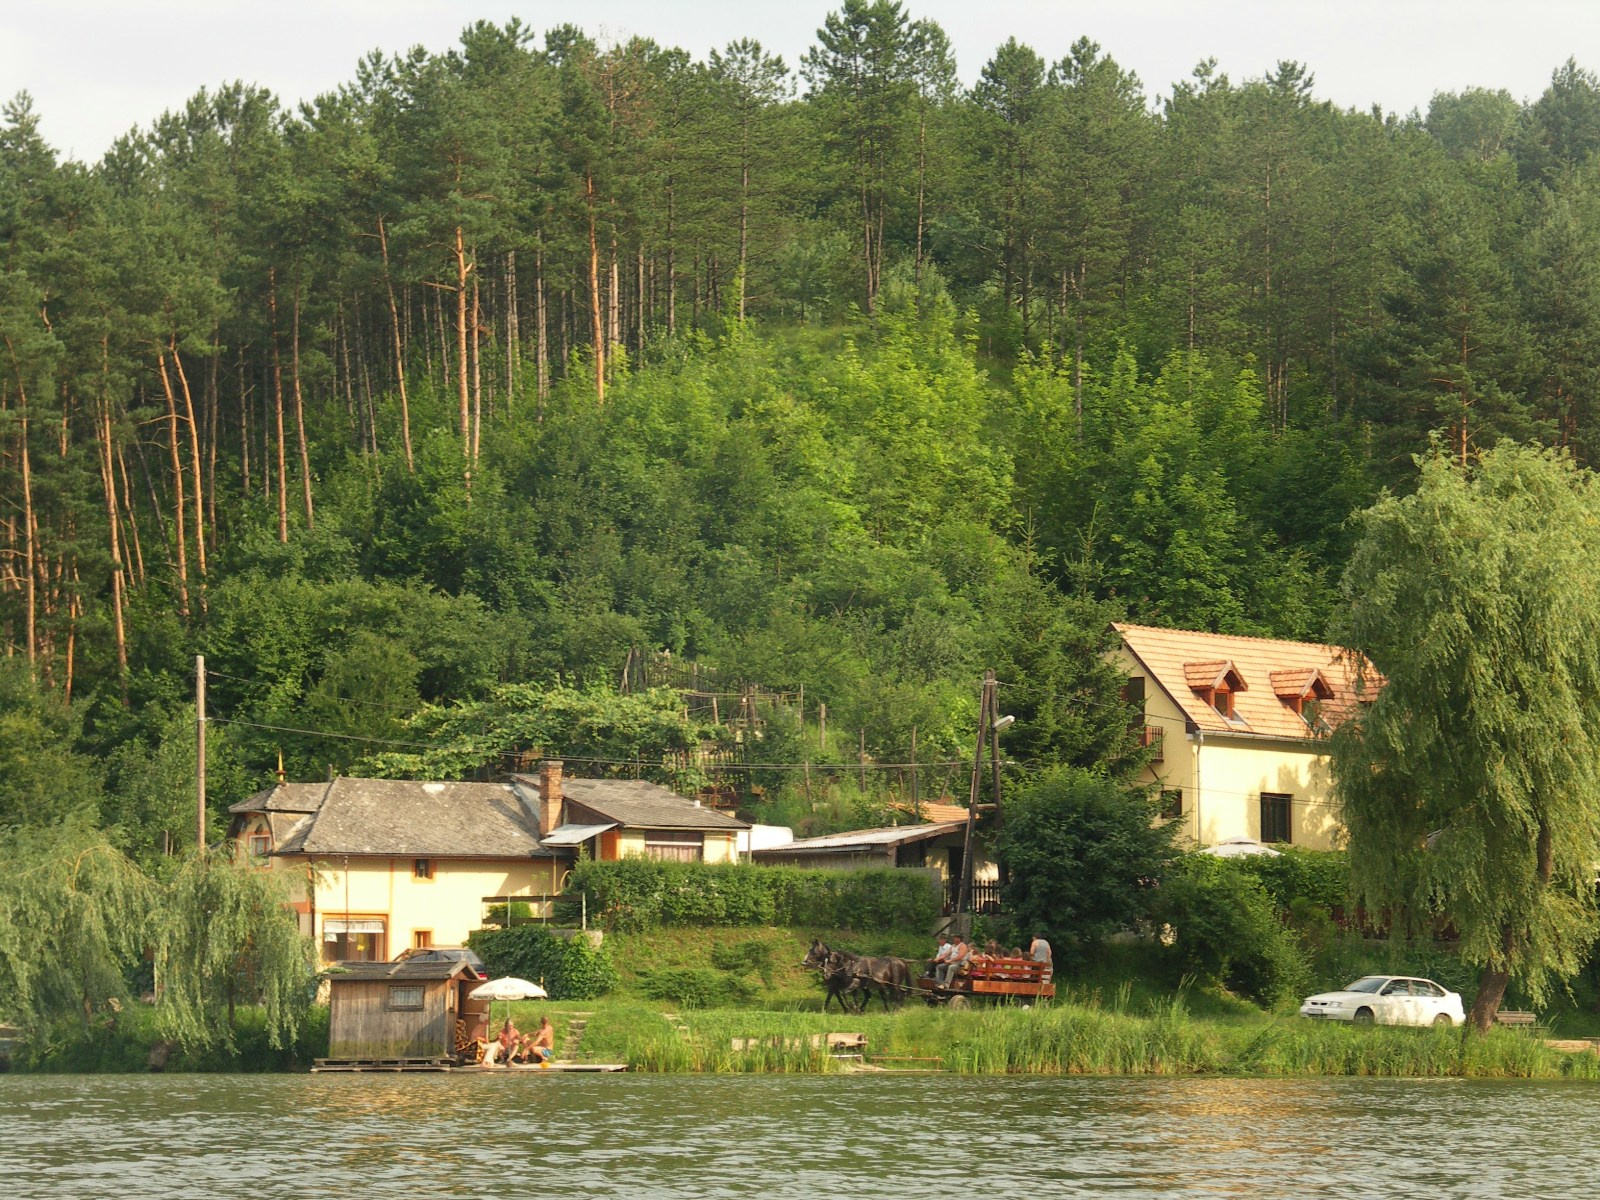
[1232,848,1349,913]
[467,926,620,999]
[484,900,535,926]
[639,967,753,1009]
[1155,856,1310,1008]
[555,859,939,933]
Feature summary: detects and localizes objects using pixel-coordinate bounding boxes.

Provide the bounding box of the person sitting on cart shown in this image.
[928,934,953,978]
[938,935,972,987]
[1028,932,1053,980]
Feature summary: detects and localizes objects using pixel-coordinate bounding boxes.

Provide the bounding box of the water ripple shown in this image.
[2,1073,1598,1198]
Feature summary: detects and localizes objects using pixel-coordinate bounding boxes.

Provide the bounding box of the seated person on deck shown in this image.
[523,1015,555,1064]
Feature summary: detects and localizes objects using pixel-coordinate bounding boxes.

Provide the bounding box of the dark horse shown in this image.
[803,939,911,1013]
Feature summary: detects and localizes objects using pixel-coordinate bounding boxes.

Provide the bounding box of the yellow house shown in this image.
[1113,623,1371,851]
[230,760,748,965]
[230,777,569,963]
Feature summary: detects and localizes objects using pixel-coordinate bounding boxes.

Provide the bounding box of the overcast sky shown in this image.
[4,0,1597,162]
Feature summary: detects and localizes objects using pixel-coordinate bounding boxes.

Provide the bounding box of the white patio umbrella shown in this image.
[1197,836,1282,858]
[469,977,548,1055]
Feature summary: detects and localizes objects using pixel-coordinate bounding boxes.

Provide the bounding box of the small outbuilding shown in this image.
[324,957,487,1063]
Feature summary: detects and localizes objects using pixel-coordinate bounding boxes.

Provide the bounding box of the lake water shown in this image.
[3,1072,1599,1197]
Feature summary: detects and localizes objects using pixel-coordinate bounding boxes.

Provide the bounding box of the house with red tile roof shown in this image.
[1112,623,1375,851]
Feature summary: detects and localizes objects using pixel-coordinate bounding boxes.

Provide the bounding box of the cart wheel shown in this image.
[947,994,969,1010]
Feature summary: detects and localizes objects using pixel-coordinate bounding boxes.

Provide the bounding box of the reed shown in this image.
[583,996,1600,1079]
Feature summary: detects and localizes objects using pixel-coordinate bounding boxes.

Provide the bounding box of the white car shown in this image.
[1299,975,1466,1027]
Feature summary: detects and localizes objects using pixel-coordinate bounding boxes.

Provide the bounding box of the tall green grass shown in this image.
[581,995,1600,1078]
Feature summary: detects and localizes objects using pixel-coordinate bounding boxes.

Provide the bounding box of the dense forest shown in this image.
[6,1,1600,860]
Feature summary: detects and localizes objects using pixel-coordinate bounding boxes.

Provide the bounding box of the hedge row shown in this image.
[1228,847,1349,912]
[555,859,941,932]
[467,925,620,999]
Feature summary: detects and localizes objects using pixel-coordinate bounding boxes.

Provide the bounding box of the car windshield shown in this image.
[1343,976,1388,993]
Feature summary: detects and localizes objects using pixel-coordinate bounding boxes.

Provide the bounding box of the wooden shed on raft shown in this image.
[323,958,488,1064]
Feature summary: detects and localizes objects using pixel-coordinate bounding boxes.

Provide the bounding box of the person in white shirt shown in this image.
[927,935,953,978]
[1028,932,1053,980]
[938,936,971,987]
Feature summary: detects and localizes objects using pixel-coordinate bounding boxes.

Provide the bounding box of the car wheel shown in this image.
[1433,1014,1452,1028]
[1352,1007,1375,1026]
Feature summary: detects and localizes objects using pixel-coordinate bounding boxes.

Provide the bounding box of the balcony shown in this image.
[1140,725,1164,762]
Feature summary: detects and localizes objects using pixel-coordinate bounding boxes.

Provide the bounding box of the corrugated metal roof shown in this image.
[539,822,618,846]
[1116,623,1374,741]
[753,820,967,853]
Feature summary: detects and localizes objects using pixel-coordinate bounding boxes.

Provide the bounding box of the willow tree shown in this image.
[0,823,152,1035]
[152,850,316,1051]
[1331,444,1600,1030]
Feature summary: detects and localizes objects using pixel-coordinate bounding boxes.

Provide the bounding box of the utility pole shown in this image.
[910,725,919,822]
[987,671,1007,889]
[958,670,995,917]
[196,653,207,853]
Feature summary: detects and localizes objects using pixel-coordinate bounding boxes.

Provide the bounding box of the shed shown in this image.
[325,957,486,1062]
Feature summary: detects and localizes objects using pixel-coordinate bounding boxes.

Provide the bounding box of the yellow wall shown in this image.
[611,831,740,863]
[1114,646,1344,851]
[307,856,565,962]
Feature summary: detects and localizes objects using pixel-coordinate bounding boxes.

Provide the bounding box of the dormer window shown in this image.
[1184,660,1248,726]
[1271,668,1335,731]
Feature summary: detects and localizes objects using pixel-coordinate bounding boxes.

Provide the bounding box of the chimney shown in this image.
[538,759,564,835]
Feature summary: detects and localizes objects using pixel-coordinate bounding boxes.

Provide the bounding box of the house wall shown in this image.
[308,856,565,962]
[327,978,455,1059]
[1115,645,1343,850]
[609,830,740,863]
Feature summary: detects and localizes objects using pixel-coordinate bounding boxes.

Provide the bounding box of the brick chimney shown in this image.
[538,759,564,835]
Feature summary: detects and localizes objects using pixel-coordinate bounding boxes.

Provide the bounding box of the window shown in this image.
[413,858,434,881]
[644,830,704,862]
[413,930,433,951]
[1211,688,1233,718]
[1159,789,1184,820]
[388,985,425,1011]
[1121,676,1146,712]
[323,918,386,962]
[247,831,271,861]
[1260,793,1292,844]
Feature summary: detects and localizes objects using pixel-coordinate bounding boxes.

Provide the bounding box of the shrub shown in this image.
[1232,848,1349,913]
[1155,856,1310,1007]
[467,926,620,999]
[556,859,939,933]
[639,967,755,1009]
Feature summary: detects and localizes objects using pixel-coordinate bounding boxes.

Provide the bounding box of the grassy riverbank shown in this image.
[546,993,1600,1079]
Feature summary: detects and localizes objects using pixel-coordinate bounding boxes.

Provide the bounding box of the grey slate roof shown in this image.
[508,773,748,832]
[274,777,559,859]
[229,782,331,816]
[326,958,478,983]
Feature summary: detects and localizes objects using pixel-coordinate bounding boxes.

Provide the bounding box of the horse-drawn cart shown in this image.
[916,957,1053,1007]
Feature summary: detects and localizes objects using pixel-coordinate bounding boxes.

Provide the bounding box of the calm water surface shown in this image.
[3,1072,1599,1198]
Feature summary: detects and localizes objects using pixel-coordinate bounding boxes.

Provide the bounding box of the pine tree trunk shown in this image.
[453,226,471,458]
[268,270,289,543]
[116,436,145,587]
[535,235,549,409]
[19,406,37,669]
[378,220,413,470]
[237,345,251,496]
[505,248,519,409]
[470,267,482,463]
[170,343,209,595]
[98,389,129,704]
[586,175,606,403]
[156,352,192,616]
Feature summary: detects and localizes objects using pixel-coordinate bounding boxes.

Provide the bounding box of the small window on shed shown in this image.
[388,984,425,1011]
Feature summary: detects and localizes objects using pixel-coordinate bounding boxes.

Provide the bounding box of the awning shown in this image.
[540,822,618,846]
[323,918,385,934]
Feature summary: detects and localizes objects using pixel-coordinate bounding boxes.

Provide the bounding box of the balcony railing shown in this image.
[944,879,1002,915]
[1140,725,1164,762]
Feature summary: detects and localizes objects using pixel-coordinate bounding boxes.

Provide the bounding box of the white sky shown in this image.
[3,0,1597,162]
